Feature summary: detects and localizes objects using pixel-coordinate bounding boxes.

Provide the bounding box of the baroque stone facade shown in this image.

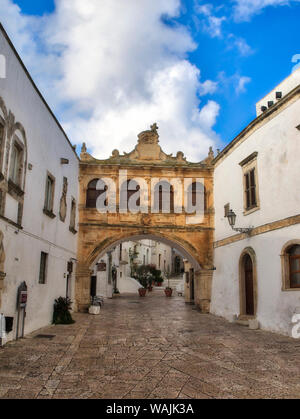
[77,125,215,312]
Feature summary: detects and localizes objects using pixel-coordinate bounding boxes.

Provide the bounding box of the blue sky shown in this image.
[1,0,300,160]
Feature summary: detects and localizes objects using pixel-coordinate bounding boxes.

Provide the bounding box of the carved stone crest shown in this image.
[59,177,68,222]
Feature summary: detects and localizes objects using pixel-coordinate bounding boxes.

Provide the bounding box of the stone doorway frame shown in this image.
[239,247,258,318]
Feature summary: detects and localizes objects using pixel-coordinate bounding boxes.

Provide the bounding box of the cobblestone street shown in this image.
[1,291,300,399]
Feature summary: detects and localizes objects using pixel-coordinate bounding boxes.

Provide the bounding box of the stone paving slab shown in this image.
[1,291,300,399]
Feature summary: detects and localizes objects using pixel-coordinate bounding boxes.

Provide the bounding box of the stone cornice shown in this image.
[214,213,300,248]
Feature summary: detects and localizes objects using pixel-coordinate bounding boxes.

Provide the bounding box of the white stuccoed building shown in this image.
[212,68,300,336]
[0,25,79,341]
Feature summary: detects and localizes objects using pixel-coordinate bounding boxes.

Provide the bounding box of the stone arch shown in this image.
[239,247,258,317]
[88,232,202,271]
[75,229,215,312]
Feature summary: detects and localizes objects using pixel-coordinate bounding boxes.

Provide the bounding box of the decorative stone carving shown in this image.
[79,124,212,167]
[111,149,120,158]
[141,214,152,226]
[59,177,68,222]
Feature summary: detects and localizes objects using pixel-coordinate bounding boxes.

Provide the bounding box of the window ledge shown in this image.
[69,226,78,235]
[0,214,22,230]
[8,179,25,197]
[243,206,260,216]
[43,208,56,219]
[282,288,300,292]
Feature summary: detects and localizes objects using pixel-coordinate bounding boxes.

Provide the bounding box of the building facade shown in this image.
[212,69,300,335]
[0,25,79,341]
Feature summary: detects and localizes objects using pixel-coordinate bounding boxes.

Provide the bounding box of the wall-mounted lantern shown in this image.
[227,210,253,235]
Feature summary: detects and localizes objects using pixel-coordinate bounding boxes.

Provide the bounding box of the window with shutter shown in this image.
[239,152,260,214]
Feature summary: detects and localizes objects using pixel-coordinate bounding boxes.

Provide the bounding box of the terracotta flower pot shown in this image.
[138,288,147,297]
[164,288,173,297]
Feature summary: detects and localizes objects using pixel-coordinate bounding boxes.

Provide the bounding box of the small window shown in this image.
[39,252,48,284]
[86,179,107,209]
[289,245,300,289]
[10,142,23,186]
[44,173,55,214]
[187,182,206,213]
[153,181,174,213]
[240,152,259,214]
[244,169,257,210]
[281,242,300,291]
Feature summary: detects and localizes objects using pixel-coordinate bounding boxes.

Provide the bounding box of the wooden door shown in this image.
[244,254,254,315]
[90,276,97,298]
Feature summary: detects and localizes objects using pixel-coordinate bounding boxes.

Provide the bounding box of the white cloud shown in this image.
[0,0,222,162]
[232,0,300,22]
[231,36,254,56]
[194,2,226,38]
[235,75,252,93]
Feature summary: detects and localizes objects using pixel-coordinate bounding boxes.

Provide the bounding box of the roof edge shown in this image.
[213,84,300,166]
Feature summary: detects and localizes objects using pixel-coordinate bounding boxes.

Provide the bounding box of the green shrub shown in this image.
[53,297,75,325]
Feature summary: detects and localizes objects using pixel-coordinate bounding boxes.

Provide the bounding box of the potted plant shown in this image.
[149,266,164,287]
[164,287,173,297]
[53,297,75,325]
[136,265,152,297]
[164,274,173,297]
[138,287,147,297]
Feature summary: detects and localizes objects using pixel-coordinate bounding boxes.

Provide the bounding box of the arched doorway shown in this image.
[239,248,257,317]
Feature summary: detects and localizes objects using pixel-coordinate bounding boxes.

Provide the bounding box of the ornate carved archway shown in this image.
[76,125,215,313]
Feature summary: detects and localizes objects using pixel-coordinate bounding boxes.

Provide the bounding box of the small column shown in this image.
[183,260,192,304]
[194,270,213,313]
[106,251,113,298]
[75,266,92,312]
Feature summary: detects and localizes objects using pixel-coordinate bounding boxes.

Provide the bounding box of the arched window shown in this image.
[153,181,174,213]
[9,127,27,191]
[86,179,107,208]
[187,182,207,212]
[288,246,300,288]
[282,242,300,290]
[120,179,140,212]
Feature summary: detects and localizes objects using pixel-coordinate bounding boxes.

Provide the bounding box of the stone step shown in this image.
[235,319,249,327]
